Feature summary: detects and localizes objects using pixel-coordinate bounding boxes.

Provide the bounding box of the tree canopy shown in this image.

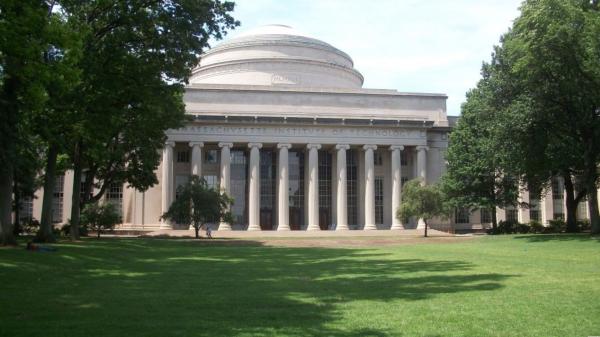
[0,1,239,244]
[161,176,233,238]
[397,179,449,237]
[443,0,600,234]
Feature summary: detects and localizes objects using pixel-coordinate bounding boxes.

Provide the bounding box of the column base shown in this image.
[276,225,291,231]
[159,222,173,230]
[306,223,321,231]
[336,224,349,231]
[218,222,232,231]
[417,218,426,229]
[390,222,405,230]
[247,224,261,231]
[364,223,377,230]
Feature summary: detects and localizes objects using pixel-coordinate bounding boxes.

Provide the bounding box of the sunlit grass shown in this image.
[0,235,598,337]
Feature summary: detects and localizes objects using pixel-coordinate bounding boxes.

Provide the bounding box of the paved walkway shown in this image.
[141,228,453,238]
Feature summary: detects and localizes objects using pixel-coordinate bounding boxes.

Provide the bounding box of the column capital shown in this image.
[335,144,350,150]
[389,145,404,151]
[248,142,263,149]
[307,143,321,150]
[416,145,429,152]
[165,141,175,148]
[362,144,377,151]
[218,142,233,149]
[188,141,204,148]
[277,143,292,149]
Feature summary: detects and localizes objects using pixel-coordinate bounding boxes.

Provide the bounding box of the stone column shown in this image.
[416,145,428,183]
[416,145,429,229]
[218,142,233,231]
[306,143,321,230]
[189,142,204,176]
[390,145,404,230]
[248,143,262,231]
[336,144,350,230]
[161,141,175,228]
[363,145,377,230]
[277,143,291,231]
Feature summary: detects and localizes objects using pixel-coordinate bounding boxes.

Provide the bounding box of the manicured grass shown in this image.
[1,235,599,337]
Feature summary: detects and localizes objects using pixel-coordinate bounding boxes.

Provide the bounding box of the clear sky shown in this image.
[217,0,523,116]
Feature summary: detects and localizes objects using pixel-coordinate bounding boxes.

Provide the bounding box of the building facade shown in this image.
[23,25,596,232]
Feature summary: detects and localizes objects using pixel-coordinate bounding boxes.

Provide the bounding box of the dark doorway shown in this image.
[289,150,305,230]
[318,150,332,230]
[260,149,276,230]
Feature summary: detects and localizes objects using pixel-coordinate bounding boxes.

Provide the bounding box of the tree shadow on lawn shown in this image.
[512,233,600,243]
[3,238,515,337]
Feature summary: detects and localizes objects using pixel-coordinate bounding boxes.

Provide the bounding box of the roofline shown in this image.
[185,83,448,99]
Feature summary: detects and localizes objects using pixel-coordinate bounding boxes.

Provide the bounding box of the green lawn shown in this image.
[1,235,599,337]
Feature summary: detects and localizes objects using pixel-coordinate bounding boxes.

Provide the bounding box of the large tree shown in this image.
[0,1,56,245]
[494,0,600,233]
[59,0,238,240]
[446,0,600,234]
[441,64,520,229]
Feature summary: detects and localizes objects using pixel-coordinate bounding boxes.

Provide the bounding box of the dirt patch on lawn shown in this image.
[179,235,475,248]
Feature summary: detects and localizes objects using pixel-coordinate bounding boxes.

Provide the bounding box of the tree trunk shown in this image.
[12,174,21,236]
[0,166,16,245]
[37,144,58,243]
[69,140,83,240]
[563,173,579,233]
[97,229,101,238]
[194,223,199,238]
[590,188,600,235]
[424,219,428,238]
[492,207,498,229]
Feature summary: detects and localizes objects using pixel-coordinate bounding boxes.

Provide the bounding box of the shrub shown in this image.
[529,220,544,234]
[81,202,120,238]
[547,219,566,233]
[488,220,527,235]
[498,220,516,234]
[60,221,89,237]
[516,223,530,234]
[577,220,591,231]
[20,219,40,235]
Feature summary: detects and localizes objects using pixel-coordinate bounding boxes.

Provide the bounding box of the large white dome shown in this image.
[190,24,364,88]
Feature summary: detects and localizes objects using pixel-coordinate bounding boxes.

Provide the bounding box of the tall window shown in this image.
[177,150,190,163]
[318,151,332,229]
[230,150,247,226]
[204,149,218,164]
[175,175,190,199]
[52,175,65,223]
[203,175,219,190]
[375,176,384,224]
[400,151,408,166]
[19,196,34,223]
[260,150,276,230]
[106,182,123,220]
[289,150,305,230]
[529,195,541,222]
[506,207,518,222]
[346,149,358,227]
[552,177,564,219]
[455,208,469,224]
[577,198,588,220]
[480,208,492,224]
[374,151,383,166]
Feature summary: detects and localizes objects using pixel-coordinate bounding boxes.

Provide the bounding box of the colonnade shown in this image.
[161,142,429,230]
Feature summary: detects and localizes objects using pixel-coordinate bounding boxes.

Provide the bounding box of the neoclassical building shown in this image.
[24,25,595,232]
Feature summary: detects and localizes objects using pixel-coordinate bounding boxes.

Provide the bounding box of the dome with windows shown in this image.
[190,24,364,88]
